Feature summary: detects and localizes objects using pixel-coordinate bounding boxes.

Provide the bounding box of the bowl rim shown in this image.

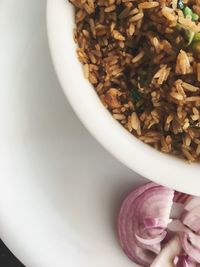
[46,0,200,196]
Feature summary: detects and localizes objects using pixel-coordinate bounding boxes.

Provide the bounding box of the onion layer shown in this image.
[174,192,190,204]
[177,256,197,267]
[118,182,174,266]
[180,232,200,263]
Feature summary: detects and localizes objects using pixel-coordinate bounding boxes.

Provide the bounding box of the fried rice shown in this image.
[69,0,200,162]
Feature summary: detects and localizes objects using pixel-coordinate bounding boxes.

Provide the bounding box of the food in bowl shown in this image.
[118,182,200,266]
[69,0,200,162]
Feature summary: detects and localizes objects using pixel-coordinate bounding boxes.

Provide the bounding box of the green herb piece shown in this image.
[174,24,188,46]
[183,6,193,17]
[138,73,148,87]
[185,29,195,46]
[192,13,199,21]
[138,71,152,87]
[130,89,141,102]
[175,24,195,46]
[177,0,185,10]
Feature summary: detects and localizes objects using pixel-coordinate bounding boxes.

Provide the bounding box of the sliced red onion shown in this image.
[180,231,200,263]
[118,182,174,267]
[135,230,167,246]
[174,256,179,265]
[143,218,169,229]
[171,192,189,220]
[182,211,200,233]
[150,235,182,267]
[170,202,185,219]
[185,230,200,250]
[136,222,166,255]
[185,260,197,267]
[184,197,200,211]
[174,191,190,204]
[167,219,186,233]
[135,234,162,255]
[135,187,174,223]
[139,218,168,237]
[177,255,197,267]
[182,205,200,233]
[145,228,166,238]
[118,183,158,266]
[118,183,200,267]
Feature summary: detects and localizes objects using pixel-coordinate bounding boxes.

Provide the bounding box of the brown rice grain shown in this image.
[182,148,195,162]
[128,23,135,36]
[83,64,89,78]
[113,114,126,120]
[162,7,177,21]
[170,92,184,101]
[139,2,159,9]
[129,12,144,22]
[182,82,199,92]
[112,30,125,41]
[128,8,139,16]
[132,51,144,63]
[186,97,200,102]
[131,112,141,135]
[105,5,116,12]
[196,144,200,155]
[197,63,200,82]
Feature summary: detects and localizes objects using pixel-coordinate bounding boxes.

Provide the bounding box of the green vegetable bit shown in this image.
[192,13,199,21]
[177,0,185,10]
[183,6,193,17]
[178,1,199,21]
[138,71,151,87]
[130,89,141,102]
[185,29,195,46]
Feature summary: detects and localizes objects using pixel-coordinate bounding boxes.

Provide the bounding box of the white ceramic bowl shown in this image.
[47,0,200,195]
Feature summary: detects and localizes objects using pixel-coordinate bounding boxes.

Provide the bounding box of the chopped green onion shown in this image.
[130,89,140,102]
[192,13,199,21]
[183,6,193,17]
[177,0,185,10]
[185,29,195,46]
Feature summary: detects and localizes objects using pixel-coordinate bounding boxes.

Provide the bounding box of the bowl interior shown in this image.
[47,0,200,195]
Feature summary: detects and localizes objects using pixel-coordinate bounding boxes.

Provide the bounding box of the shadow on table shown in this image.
[0,240,25,267]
